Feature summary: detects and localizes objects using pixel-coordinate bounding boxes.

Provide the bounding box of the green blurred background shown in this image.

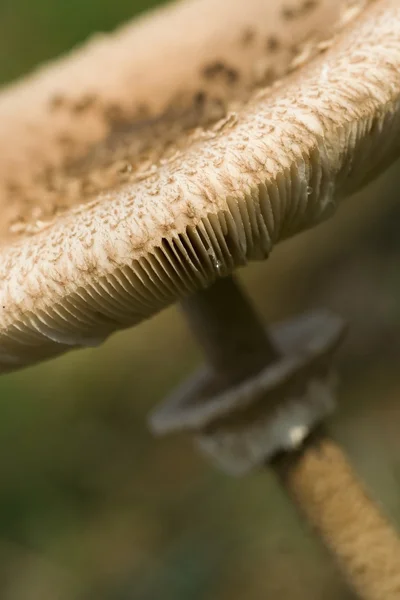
[1,1,400,599]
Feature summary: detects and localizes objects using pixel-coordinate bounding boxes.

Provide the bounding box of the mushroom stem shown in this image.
[181,276,278,387]
[274,429,400,600]
[181,275,400,599]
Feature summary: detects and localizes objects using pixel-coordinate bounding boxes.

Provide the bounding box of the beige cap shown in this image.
[0,0,399,371]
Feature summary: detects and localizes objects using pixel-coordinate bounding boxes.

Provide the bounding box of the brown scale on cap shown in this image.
[0,0,397,372]
[266,35,281,53]
[281,0,320,21]
[240,28,256,48]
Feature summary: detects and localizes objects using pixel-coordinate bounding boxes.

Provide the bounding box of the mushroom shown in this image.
[1,0,400,597]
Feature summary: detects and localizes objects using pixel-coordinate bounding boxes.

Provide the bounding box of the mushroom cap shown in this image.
[0,0,399,372]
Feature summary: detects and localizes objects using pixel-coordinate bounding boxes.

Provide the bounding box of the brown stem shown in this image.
[274,430,400,600]
[181,275,400,600]
[181,275,278,387]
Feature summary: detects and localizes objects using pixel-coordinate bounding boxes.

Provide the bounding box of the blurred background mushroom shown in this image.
[0,0,400,599]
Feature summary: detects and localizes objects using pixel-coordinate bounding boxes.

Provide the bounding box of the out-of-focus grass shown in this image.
[0,1,400,599]
[0,0,161,85]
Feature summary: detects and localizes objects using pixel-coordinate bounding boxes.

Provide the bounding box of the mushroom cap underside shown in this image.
[0,0,399,372]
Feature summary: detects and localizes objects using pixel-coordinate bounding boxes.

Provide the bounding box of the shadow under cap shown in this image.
[1,0,399,373]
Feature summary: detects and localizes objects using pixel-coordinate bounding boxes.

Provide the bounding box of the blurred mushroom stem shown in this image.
[180,275,400,600]
[180,275,279,389]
